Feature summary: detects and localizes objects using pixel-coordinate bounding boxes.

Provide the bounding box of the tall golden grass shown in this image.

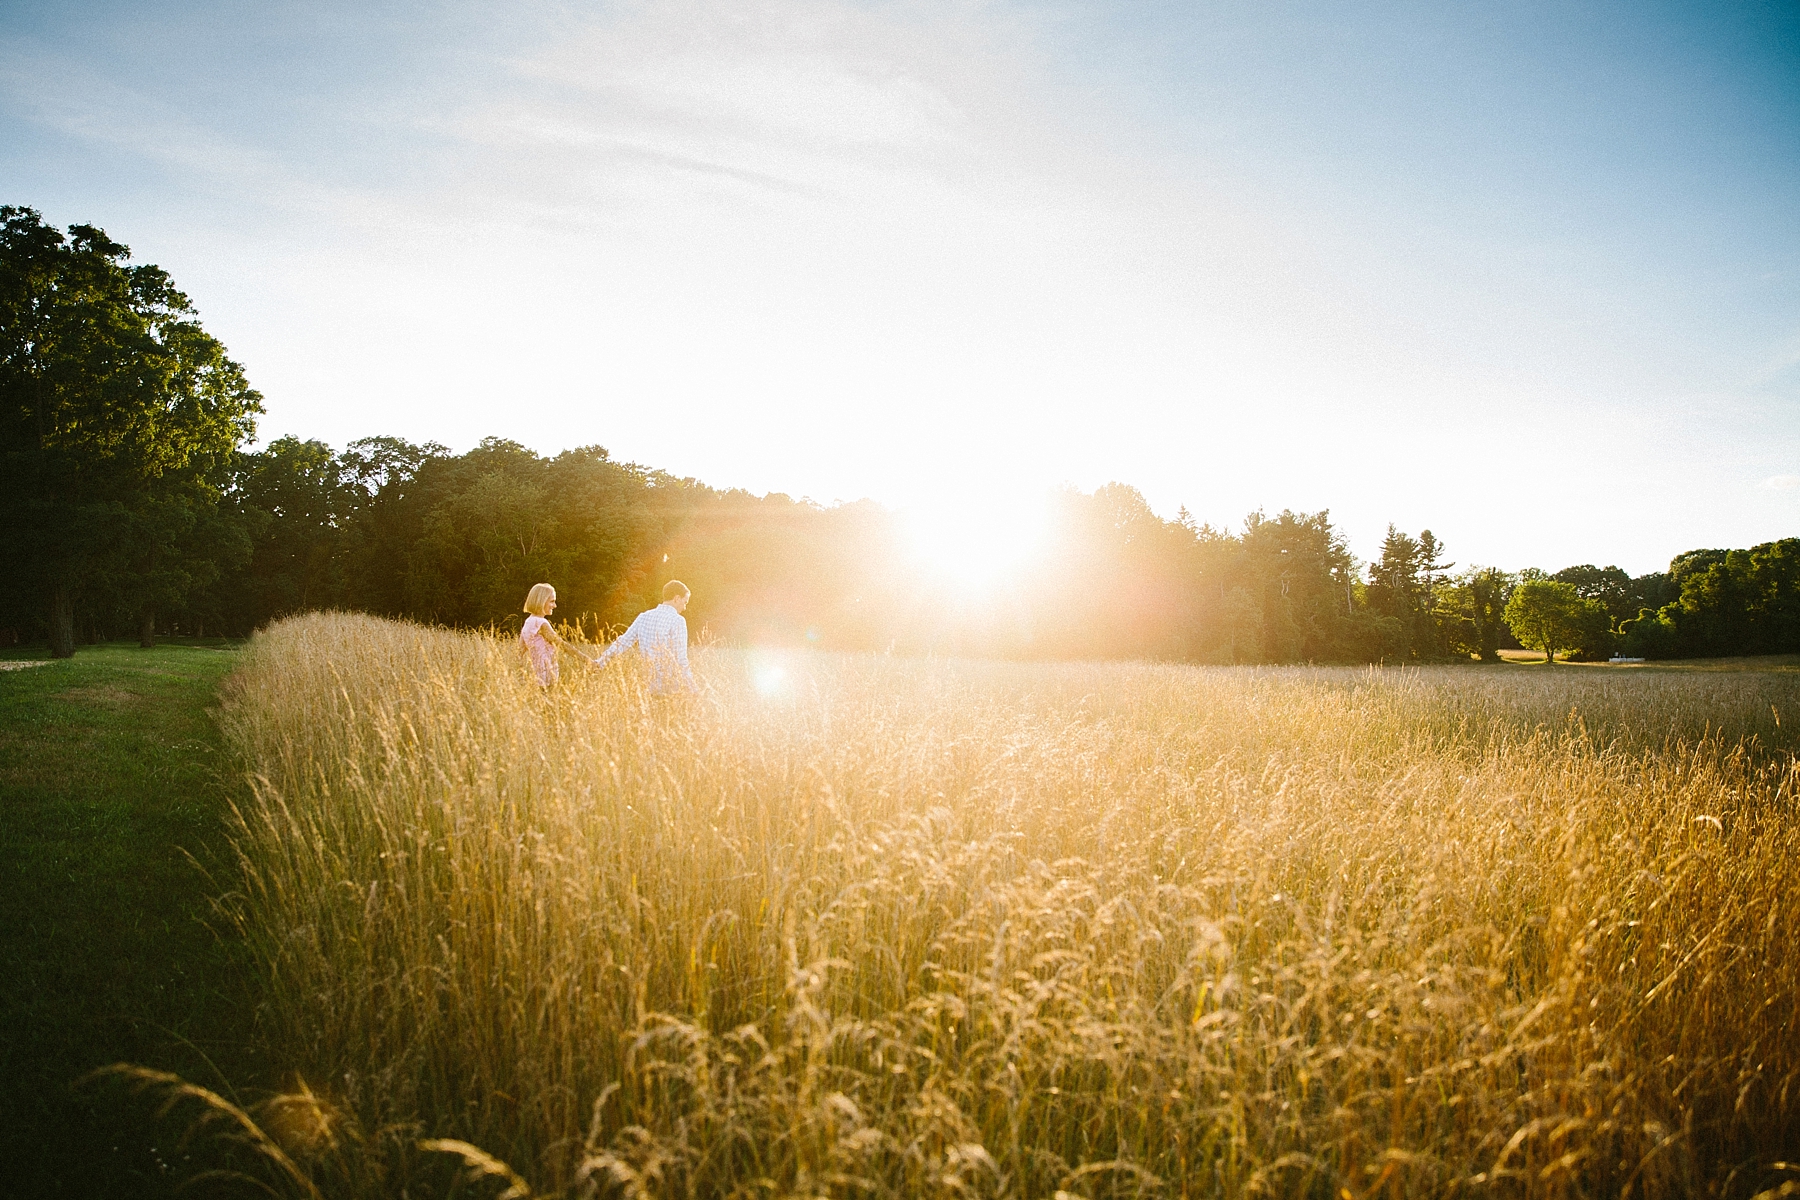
[208,612,1799,1197]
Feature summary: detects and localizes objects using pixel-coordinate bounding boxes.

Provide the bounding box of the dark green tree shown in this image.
[1630,571,1676,613]
[233,436,356,625]
[1551,564,1634,628]
[0,207,261,655]
[1655,540,1800,658]
[1752,539,1800,652]
[1619,607,1678,658]
[110,492,208,646]
[1366,526,1454,660]
[1439,567,1514,661]
[1239,509,1363,663]
[355,438,679,631]
[329,435,449,619]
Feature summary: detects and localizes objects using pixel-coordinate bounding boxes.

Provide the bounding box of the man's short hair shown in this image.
[662,579,690,602]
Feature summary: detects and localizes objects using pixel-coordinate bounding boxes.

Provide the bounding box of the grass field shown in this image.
[0,640,261,1197]
[153,611,1795,1199]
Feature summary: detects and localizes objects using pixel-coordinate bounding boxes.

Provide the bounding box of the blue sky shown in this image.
[3,0,1797,573]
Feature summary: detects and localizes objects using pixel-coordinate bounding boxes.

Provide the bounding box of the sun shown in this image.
[751,655,789,696]
[898,494,1052,586]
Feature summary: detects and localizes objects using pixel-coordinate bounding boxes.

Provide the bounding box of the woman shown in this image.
[519,583,589,685]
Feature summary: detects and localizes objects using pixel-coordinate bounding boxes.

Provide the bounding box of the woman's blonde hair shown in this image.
[523,583,556,616]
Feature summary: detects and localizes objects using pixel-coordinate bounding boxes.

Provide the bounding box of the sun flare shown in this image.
[898,495,1051,586]
[751,653,789,696]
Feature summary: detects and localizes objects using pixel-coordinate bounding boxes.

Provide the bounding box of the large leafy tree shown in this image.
[378,438,674,630]
[1503,579,1603,664]
[1551,564,1639,628]
[1653,540,1800,658]
[0,207,261,655]
[233,436,356,624]
[1439,566,1514,662]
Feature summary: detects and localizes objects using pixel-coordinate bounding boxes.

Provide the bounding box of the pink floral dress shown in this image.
[520,614,557,684]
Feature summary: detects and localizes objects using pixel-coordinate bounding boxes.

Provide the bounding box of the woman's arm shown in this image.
[546,622,597,661]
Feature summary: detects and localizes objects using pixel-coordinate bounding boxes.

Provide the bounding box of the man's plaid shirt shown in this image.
[596,602,695,693]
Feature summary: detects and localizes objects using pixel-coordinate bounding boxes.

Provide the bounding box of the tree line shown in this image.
[5,206,1794,664]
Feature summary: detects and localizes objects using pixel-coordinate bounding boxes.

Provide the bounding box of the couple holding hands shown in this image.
[519,579,697,694]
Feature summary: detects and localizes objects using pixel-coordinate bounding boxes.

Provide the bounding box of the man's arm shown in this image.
[595,613,644,666]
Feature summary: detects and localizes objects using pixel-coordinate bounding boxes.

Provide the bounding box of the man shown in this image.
[595,579,697,694]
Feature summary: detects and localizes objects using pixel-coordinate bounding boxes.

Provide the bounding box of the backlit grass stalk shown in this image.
[216,612,1800,1197]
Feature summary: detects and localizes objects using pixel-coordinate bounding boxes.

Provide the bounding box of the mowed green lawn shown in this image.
[0,641,261,1197]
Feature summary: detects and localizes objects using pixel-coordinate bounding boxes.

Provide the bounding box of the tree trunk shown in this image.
[139,608,156,649]
[49,586,75,659]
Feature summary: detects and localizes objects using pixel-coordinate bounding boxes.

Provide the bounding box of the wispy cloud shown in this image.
[0,34,405,233]
[419,0,1102,248]
[0,1,1605,542]
[0,39,259,174]
[1761,474,1800,491]
[8,0,1796,574]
